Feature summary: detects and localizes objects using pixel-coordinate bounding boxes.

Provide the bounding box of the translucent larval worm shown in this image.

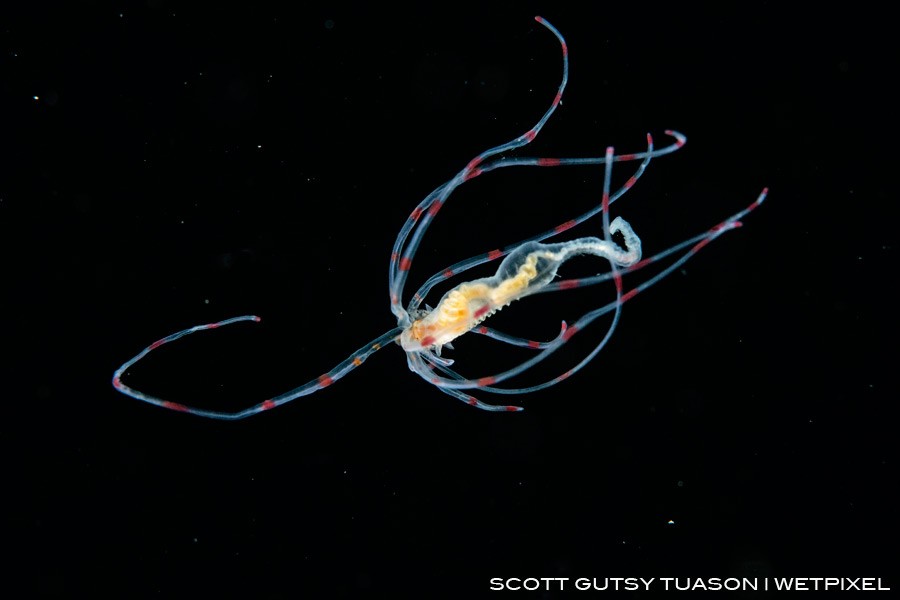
[112,16,767,419]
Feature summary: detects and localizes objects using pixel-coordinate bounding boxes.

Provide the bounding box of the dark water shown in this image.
[6,2,895,597]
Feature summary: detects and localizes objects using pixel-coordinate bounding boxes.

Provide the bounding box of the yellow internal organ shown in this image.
[491,252,540,305]
[433,252,542,334]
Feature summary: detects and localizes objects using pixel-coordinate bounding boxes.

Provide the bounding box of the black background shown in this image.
[5,1,896,597]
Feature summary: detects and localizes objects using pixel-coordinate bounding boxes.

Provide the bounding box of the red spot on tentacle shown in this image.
[621,289,639,303]
[261,400,276,411]
[558,279,580,290]
[112,377,122,388]
[420,336,436,347]
[477,376,496,386]
[411,207,423,220]
[556,370,573,382]
[442,269,454,278]
[487,249,503,261]
[428,200,443,217]
[399,257,412,271]
[553,91,562,106]
[466,157,483,171]
[208,323,220,329]
[318,375,334,387]
[626,258,651,272]
[504,405,521,412]
[149,340,164,350]
[524,130,536,141]
[477,326,488,334]
[624,176,638,189]
[252,316,261,323]
[163,401,189,413]
[537,158,561,167]
[474,305,490,318]
[467,398,477,406]
[560,43,568,56]
[464,168,483,181]
[555,220,576,233]
[692,238,713,253]
[527,340,540,348]
[562,325,578,341]
[391,252,399,261]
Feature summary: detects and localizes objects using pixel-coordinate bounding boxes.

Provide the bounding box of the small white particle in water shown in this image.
[667,519,675,525]
[204,299,209,304]
[33,95,39,100]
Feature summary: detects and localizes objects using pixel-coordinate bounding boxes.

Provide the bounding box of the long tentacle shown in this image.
[414,188,769,394]
[410,352,523,412]
[113,317,403,420]
[389,16,570,324]
[406,132,667,314]
[471,320,568,349]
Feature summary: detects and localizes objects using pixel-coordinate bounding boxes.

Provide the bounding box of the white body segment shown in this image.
[400,216,641,351]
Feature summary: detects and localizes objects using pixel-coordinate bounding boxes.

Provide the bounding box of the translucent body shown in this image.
[111,17,767,419]
[400,217,641,351]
